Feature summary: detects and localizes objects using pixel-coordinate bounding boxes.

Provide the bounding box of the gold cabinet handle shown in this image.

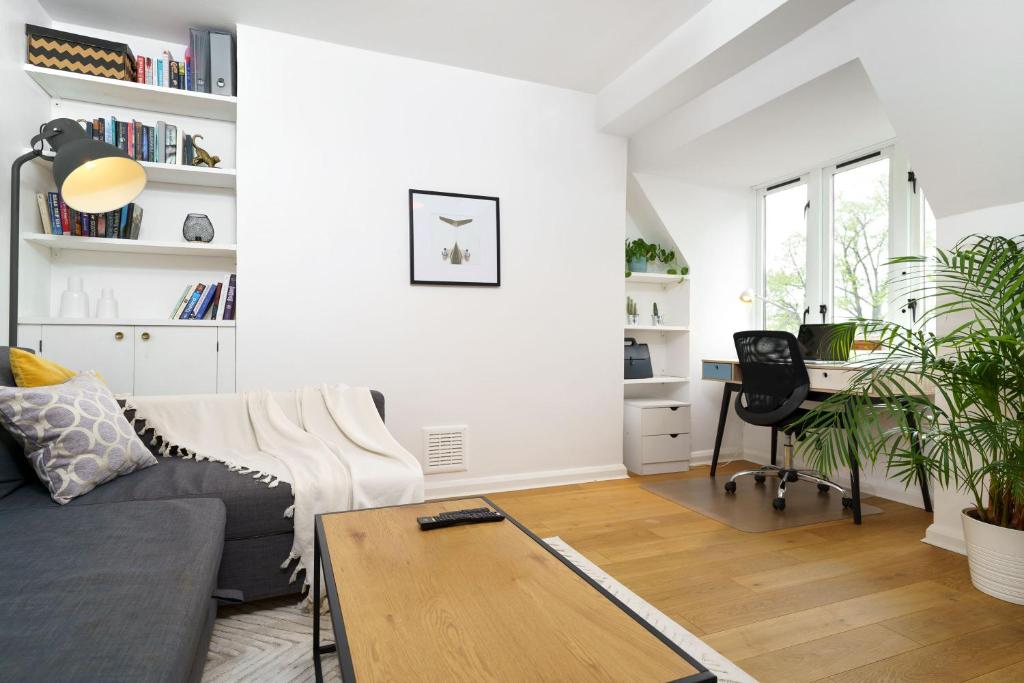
[141,332,151,341]
[114,331,124,341]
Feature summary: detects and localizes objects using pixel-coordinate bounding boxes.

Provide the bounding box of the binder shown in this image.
[209,30,235,96]
[189,28,211,93]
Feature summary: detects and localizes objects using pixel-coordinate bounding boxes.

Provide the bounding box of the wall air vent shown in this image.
[422,426,468,473]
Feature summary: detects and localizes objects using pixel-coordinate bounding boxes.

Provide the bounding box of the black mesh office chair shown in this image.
[724,331,851,511]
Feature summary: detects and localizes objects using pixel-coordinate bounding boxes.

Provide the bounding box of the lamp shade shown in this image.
[43,118,146,213]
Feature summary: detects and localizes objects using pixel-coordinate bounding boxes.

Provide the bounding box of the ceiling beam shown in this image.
[596,0,853,136]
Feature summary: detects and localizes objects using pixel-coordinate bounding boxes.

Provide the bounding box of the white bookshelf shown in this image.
[624,376,690,385]
[24,234,236,258]
[18,317,235,328]
[626,272,683,286]
[24,64,237,121]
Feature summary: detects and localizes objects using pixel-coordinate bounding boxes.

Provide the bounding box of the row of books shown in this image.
[134,29,234,95]
[36,192,142,239]
[81,116,195,165]
[171,276,236,321]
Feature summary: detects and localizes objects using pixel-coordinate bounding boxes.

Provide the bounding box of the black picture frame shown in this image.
[409,189,501,286]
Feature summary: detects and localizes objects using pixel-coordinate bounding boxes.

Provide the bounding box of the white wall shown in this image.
[631,173,753,459]
[1,0,52,342]
[236,26,628,495]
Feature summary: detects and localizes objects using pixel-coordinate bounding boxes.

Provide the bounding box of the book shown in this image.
[35,193,49,233]
[173,284,197,319]
[209,281,223,319]
[192,282,217,319]
[178,61,185,89]
[146,57,153,85]
[106,115,115,145]
[119,204,131,238]
[136,55,145,84]
[156,59,164,87]
[155,121,165,164]
[129,205,143,239]
[169,284,192,318]
[169,60,179,89]
[165,124,177,164]
[190,28,211,94]
[58,197,70,235]
[223,274,236,320]
[180,283,206,319]
[127,121,135,159]
[184,46,192,91]
[141,125,148,162]
[82,212,91,237]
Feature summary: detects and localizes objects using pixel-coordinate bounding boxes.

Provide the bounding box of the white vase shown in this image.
[59,276,89,318]
[95,288,118,319]
[962,508,1024,604]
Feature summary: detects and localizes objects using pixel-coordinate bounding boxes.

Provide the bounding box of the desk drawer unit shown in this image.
[641,405,691,436]
[641,434,692,464]
[807,367,855,392]
[702,361,735,381]
[623,399,691,475]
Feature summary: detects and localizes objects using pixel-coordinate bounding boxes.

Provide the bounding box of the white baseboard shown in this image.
[688,447,744,466]
[923,522,967,555]
[424,463,628,500]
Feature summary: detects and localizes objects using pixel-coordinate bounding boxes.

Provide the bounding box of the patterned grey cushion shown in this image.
[0,372,157,504]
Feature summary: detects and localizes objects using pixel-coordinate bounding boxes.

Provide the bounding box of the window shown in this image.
[755,144,930,331]
[830,155,891,323]
[763,181,808,332]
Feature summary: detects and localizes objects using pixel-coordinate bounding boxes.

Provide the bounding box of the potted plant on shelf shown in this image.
[625,238,658,275]
[794,234,1024,604]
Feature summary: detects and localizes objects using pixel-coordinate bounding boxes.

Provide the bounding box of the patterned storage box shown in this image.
[26,24,136,82]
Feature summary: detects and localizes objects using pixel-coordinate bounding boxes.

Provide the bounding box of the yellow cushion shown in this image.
[9,348,77,387]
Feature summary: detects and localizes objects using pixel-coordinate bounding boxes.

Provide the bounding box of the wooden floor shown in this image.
[489,461,1024,683]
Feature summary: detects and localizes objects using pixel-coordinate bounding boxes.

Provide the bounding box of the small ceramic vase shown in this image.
[183,213,215,242]
[59,276,89,318]
[95,288,118,319]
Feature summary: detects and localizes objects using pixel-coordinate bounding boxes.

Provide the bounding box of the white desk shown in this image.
[700,356,933,522]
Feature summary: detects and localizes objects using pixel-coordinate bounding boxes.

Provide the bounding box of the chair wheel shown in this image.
[772,497,786,511]
[818,483,830,493]
[754,474,766,484]
[724,481,737,494]
[842,497,854,509]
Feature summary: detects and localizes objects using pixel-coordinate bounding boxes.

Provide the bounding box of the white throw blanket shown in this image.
[126,385,424,598]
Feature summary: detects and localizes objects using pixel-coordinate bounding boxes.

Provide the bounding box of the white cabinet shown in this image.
[134,326,218,395]
[624,398,692,475]
[20,323,234,396]
[38,324,135,394]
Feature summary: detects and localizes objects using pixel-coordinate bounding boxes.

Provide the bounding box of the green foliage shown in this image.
[625,238,658,264]
[794,234,1024,530]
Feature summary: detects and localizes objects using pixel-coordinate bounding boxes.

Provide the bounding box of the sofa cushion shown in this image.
[0,372,158,503]
[0,497,225,682]
[0,347,34,498]
[1,456,294,540]
[9,347,77,387]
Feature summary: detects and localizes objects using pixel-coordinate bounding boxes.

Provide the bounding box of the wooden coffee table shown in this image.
[312,497,713,682]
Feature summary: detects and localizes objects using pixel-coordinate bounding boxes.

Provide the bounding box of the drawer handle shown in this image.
[823,371,829,377]
[669,434,679,438]
[670,406,679,411]
[114,331,124,341]
[141,332,151,341]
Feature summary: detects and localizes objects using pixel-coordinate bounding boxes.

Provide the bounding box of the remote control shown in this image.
[417,507,506,530]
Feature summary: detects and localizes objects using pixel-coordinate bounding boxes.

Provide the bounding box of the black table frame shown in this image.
[708,381,933,524]
[312,497,716,683]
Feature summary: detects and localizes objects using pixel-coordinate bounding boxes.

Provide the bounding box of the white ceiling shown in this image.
[632,59,896,187]
[38,0,712,93]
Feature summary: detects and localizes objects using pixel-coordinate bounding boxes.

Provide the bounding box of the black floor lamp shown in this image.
[9,117,146,346]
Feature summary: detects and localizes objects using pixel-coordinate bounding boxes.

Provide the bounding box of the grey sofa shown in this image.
[0,347,384,682]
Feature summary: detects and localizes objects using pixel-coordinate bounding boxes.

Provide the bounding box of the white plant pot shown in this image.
[961,508,1024,604]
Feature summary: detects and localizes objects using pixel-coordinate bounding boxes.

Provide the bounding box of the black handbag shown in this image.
[624,338,653,379]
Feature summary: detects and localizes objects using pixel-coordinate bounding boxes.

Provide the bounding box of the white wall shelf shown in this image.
[28,151,235,189]
[19,317,235,327]
[24,64,237,121]
[625,325,689,332]
[624,376,690,385]
[24,234,236,258]
[626,273,684,286]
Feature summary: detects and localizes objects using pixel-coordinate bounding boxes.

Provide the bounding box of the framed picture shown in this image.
[409,189,500,286]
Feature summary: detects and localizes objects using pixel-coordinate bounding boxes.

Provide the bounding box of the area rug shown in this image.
[203,537,755,682]
[643,474,881,532]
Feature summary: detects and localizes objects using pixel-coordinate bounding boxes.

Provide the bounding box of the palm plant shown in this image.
[794,234,1024,531]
